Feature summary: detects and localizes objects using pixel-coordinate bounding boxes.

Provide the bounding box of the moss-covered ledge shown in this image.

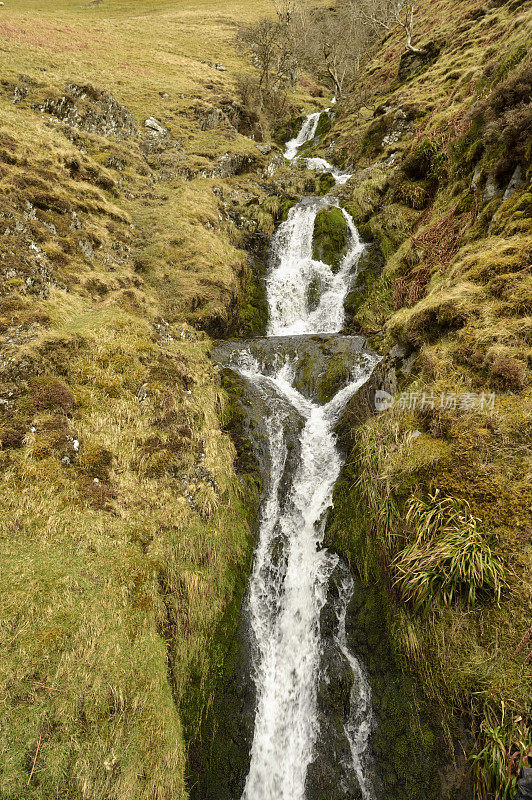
[312,206,348,271]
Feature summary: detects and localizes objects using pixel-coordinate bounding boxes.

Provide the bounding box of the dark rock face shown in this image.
[307,563,366,800]
[517,767,532,799]
[38,83,139,139]
[398,41,442,83]
[187,603,257,800]
[343,580,442,800]
[306,545,474,800]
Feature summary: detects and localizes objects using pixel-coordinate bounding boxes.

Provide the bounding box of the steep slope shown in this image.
[0,1,287,797]
[314,0,531,794]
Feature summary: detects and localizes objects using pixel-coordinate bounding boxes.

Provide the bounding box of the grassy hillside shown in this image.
[0,1,282,797]
[318,0,531,795]
[1,0,530,796]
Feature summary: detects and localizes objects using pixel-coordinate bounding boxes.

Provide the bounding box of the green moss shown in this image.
[184,539,254,800]
[307,274,322,311]
[280,195,298,221]
[273,114,304,147]
[359,114,394,159]
[186,372,260,800]
[402,137,447,183]
[230,255,268,338]
[314,110,332,139]
[219,372,262,491]
[358,204,417,260]
[344,243,386,326]
[312,206,348,272]
[343,167,388,225]
[492,44,527,84]
[324,462,449,800]
[317,352,351,403]
[316,171,336,195]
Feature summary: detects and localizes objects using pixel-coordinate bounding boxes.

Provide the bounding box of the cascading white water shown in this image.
[284,111,321,160]
[335,571,374,800]
[267,198,364,336]
[229,111,376,800]
[304,157,352,185]
[234,354,376,800]
[285,108,353,185]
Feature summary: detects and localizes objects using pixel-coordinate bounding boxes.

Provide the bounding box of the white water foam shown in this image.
[304,156,352,185]
[284,108,352,185]
[267,199,364,336]
[235,111,376,800]
[284,111,321,160]
[233,354,376,800]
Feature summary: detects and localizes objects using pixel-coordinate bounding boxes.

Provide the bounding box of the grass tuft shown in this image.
[393,490,508,610]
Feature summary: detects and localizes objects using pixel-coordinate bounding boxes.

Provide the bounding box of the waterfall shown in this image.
[267,198,364,336]
[284,107,352,185]
[221,111,377,800]
[284,111,321,160]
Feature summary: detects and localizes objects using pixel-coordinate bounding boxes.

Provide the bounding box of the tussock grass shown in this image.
[393,491,508,609]
[471,703,532,800]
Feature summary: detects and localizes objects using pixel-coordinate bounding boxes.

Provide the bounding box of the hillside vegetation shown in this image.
[0,0,286,797]
[0,0,530,797]
[312,0,531,796]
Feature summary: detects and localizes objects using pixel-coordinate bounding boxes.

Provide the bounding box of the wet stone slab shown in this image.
[213,334,376,405]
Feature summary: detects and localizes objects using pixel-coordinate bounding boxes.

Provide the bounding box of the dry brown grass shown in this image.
[0,0,286,796]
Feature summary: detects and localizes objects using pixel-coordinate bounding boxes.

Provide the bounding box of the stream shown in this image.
[216,111,379,800]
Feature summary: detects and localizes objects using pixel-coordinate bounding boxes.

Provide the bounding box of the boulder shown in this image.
[197,107,225,131]
[503,165,524,200]
[312,207,348,273]
[398,41,442,82]
[483,173,501,203]
[144,116,168,136]
[212,152,256,178]
[516,767,532,800]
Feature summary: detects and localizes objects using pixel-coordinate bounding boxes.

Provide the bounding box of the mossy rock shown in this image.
[314,110,332,139]
[361,204,418,259]
[316,172,336,195]
[312,207,348,272]
[280,196,298,221]
[230,254,268,337]
[307,274,323,311]
[323,463,469,800]
[344,243,385,322]
[316,352,352,403]
[273,114,304,147]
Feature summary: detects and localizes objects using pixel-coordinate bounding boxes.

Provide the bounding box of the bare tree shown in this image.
[352,0,422,53]
[396,0,421,52]
[271,0,299,25]
[237,18,297,102]
[296,6,371,98]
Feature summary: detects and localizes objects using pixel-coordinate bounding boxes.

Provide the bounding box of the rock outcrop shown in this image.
[38,83,139,139]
